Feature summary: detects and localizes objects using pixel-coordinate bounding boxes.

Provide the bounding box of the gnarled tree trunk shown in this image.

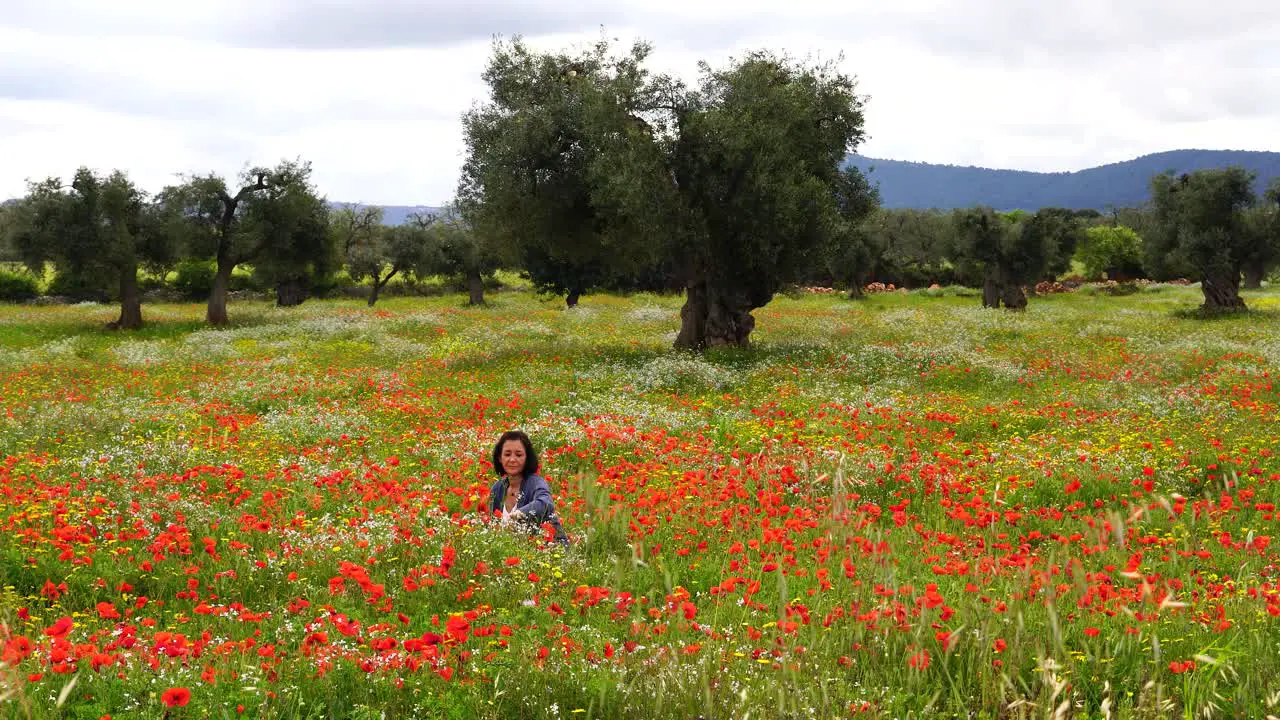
[109,264,143,330]
[1201,267,1247,310]
[207,174,269,326]
[368,268,396,307]
[207,261,234,326]
[276,276,309,307]
[982,267,1001,309]
[466,269,485,306]
[674,280,757,350]
[847,270,867,300]
[1000,281,1027,310]
[1242,260,1265,290]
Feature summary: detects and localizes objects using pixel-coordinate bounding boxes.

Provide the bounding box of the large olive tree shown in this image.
[664,53,872,348]
[460,37,874,347]
[1241,178,1280,289]
[1148,168,1257,310]
[458,38,663,308]
[951,207,1056,310]
[161,158,326,323]
[10,168,170,329]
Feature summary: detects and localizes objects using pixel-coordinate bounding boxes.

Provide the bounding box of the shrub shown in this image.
[47,270,111,301]
[0,268,39,302]
[139,273,169,292]
[1077,226,1144,281]
[1081,280,1141,296]
[173,260,217,300]
[310,271,355,299]
[230,267,266,292]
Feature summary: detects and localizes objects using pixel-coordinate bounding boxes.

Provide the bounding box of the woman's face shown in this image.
[500,440,527,478]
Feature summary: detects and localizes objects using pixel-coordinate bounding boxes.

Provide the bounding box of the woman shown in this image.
[488,430,569,546]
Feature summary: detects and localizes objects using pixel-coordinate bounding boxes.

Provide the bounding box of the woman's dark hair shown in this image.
[491,430,539,477]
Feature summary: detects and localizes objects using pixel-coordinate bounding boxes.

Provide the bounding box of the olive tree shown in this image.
[1027,208,1087,282]
[0,201,19,262]
[1241,178,1280,289]
[242,163,335,307]
[460,37,874,345]
[416,207,503,306]
[1148,168,1256,310]
[458,37,662,308]
[10,168,170,329]
[822,167,882,298]
[663,53,872,347]
[335,205,439,307]
[951,207,1055,310]
[161,158,325,323]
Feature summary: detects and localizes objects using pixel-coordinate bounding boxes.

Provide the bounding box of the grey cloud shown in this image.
[835,1,1279,128]
[0,56,240,125]
[2,1,213,40]
[215,0,629,50]
[0,50,455,132]
[7,0,1279,61]
[1098,33,1280,124]
[859,0,1280,68]
[1209,74,1280,119]
[2,0,627,50]
[0,113,43,135]
[1157,72,1280,123]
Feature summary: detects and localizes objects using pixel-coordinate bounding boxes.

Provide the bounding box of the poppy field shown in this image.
[2,284,1279,719]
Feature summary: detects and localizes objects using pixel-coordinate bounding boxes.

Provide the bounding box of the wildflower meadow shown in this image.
[2,283,1279,719]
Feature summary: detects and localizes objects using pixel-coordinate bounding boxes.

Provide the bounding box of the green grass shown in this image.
[0,283,1278,719]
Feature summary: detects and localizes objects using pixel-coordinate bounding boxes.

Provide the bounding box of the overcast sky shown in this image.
[2,0,1277,205]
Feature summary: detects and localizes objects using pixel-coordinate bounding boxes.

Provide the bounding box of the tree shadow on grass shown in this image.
[1171,305,1280,322]
[440,335,842,376]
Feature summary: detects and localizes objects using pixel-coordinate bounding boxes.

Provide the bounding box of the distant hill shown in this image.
[327,202,443,226]
[5,150,1276,218]
[344,150,1280,220]
[844,149,1280,211]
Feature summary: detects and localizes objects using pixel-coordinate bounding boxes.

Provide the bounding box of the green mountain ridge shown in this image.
[350,150,1279,222]
[843,149,1280,211]
[7,150,1276,221]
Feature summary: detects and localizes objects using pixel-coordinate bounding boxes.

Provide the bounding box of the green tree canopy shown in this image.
[821,167,883,297]
[335,205,441,307]
[852,208,962,287]
[1077,225,1144,281]
[416,206,504,306]
[666,52,872,347]
[951,206,1055,309]
[1148,167,1257,310]
[458,37,665,307]
[0,201,19,262]
[461,36,874,345]
[243,161,335,307]
[1025,208,1087,280]
[161,158,324,323]
[9,168,170,328]
[1241,178,1280,289]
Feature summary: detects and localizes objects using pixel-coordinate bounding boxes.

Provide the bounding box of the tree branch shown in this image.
[217,174,271,264]
[377,266,399,289]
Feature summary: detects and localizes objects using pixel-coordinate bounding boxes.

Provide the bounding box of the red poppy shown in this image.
[161,687,191,707]
[43,617,73,639]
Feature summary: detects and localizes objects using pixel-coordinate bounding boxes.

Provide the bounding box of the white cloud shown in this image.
[2,0,1278,205]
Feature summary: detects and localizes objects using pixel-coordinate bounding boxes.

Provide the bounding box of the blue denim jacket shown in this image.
[488,473,569,545]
